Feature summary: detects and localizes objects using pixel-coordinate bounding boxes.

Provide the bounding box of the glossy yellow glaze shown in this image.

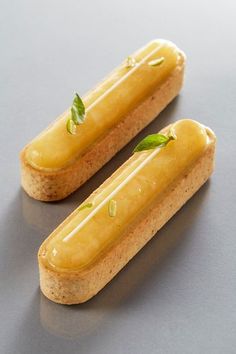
[26,40,180,170]
[42,120,209,271]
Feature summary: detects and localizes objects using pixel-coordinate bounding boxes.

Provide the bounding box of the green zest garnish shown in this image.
[66,118,76,135]
[126,56,137,68]
[78,202,93,212]
[108,199,117,217]
[133,130,176,153]
[67,93,86,135]
[148,57,165,67]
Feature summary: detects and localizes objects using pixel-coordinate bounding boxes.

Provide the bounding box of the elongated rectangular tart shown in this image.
[20,39,185,201]
[38,119,216,304]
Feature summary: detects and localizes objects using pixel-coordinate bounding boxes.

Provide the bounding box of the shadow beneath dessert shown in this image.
[39,180,210,340]
[0,190,44,284]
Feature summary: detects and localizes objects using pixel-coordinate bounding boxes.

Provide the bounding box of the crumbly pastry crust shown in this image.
[38,132,216,304]
[20,52,185,201]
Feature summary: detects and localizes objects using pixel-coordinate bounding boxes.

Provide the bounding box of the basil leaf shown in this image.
[71,93,85,125]
[66,93,86,134]
[133,133,175,153]
[148,57,165,66]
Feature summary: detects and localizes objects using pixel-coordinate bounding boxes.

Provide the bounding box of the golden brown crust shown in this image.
[38,131,216,304]
[20,52,185,201]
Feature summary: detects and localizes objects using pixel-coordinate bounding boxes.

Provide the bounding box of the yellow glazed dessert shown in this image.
[38,119,216,304]
[26,41,179,170]
[21,39,186,201]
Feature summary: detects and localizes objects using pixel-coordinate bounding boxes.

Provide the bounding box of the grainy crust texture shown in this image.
[21,53,185,201]
[38,133,216,304]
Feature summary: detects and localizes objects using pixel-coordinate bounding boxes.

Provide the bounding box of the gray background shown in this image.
[0,0,236,353]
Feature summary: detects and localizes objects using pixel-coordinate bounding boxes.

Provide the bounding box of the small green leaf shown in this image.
[71,93,85,125]
[66,93,86,134]
[66,118,77,135]
[126,56,137,68]
[78,202,93,212]
[133,132,175,153]
[148,57,165,67]
[108,199,117,217]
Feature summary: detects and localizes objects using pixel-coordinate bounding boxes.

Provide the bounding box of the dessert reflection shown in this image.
[39,182,210,340]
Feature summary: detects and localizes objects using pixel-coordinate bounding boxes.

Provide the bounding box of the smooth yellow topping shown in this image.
[42,120,209,271]
[26,40,180,170]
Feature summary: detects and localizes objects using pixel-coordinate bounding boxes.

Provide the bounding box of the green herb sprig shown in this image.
[67,93,86,134]
[133,130,176,153]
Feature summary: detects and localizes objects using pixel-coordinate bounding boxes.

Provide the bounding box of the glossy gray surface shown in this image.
[1,0,236,353]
